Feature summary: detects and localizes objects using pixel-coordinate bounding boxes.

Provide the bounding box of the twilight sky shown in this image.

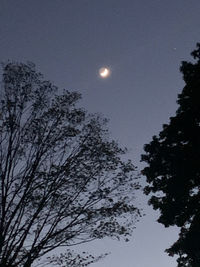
[1,1,200,266]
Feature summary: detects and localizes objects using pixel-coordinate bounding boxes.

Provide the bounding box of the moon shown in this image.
[99,67,110,78]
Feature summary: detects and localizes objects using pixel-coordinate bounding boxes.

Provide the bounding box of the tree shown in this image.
[141,43,200,267]
[0,62,140,267]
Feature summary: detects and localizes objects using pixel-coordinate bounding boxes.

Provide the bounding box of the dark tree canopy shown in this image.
[142,43,200,267]
[0,62,140,267]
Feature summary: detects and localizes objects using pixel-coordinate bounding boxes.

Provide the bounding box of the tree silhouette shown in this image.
[0,62,140,267]
[142,43,200,267]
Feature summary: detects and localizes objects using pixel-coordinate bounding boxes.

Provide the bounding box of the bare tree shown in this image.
[0,62,140,267]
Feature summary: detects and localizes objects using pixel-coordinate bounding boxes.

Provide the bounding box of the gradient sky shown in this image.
[1,1,200,266]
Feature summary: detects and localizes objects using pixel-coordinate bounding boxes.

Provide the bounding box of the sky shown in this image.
[0,0,200,266]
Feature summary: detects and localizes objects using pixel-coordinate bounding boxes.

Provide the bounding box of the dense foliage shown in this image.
[142,44,200,267]
[0,62,140,267]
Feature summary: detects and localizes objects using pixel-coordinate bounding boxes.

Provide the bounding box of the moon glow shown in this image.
[99,67,110,78]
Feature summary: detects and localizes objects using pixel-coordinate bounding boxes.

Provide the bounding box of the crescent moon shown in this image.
[99,67,110,78]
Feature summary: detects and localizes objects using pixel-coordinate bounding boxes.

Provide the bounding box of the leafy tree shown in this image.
[0,62,140,267]
[141,43,200,267]
[39,250,108,267]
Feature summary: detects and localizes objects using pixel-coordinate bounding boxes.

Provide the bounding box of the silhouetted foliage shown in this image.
[141,43,200,267]
[40,250,109,267]
[0,62,140,267]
